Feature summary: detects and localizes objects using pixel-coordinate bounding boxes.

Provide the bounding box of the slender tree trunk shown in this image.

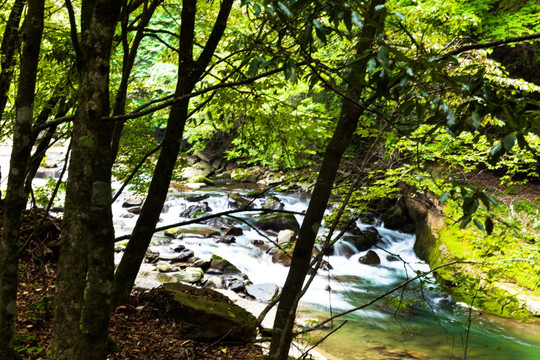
[0,0,44,358]
[268,1,386,358]
[50,1,120,359]
[0,0,25,133]
[112,0,234,306]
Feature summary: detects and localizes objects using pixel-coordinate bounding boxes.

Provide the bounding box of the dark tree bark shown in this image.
[112,0,234,306]
[0,0,45,358]
[50,1,121,359]
[268,1,386,358]
[0,0,25,135]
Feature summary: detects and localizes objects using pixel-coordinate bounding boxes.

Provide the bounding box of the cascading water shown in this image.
[113,184,540,360]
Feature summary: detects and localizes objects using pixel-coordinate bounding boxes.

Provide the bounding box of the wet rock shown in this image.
[262,195,284,210]
[228,280,246,292]
[344,226,380,252]
[156,264,173,273]
[203,276,225,289]
[209,255,241,275]
[144,250,159,264]
[127,206,142,214]
[120,213,135,218]
[359,250,381,266]
[245,283,280,303]
[254,213,300,234]
[227,193,252,209]
[179,203,212,218]
[246,189,264,198]
[172,244,186,252]
[185,194,210,202]
[166,225,221,238]
[277,229,295,245]
[173,267,204,283]
[386,255,400,262]
[192,258,211,271]
[160,282,257,342]
[223,226,243,236]
[271,249,293,266]
[164,228,183,239]
[216,235,236,244]
[122,197,143,208]
[170,249,195,263]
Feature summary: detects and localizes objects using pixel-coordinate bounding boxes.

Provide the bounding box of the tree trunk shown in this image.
[112,0,234,306]
[0,0,25,133]
[50,1,120,359]
[268,1,386,358]
[0,0,44,358]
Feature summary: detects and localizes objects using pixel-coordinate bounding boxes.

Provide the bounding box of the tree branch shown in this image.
[443,32,540,58]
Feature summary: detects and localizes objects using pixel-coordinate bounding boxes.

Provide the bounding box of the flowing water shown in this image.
[112,184,540,360]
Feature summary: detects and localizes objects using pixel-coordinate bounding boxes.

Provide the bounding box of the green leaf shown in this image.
[253,3,261,16]
[377,46,389,65]
[503,131,516,151]
[473,219,485,231]
[439,191,450,205]
[395,11,406,21]
[367,58,377,74]
[460,215,472,229]
[315,26,327,43]
[313,19,323,29]
[277,1,293,17]
[351,11,363,29]
[249,58,259,75]
[463,198,479,216]
[489,143,503,164]
[471,111,482,129]
[446,110,456,128]
[485,216,494,235]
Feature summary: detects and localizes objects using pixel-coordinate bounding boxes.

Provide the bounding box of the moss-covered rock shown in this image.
[161,282,257,342]
[254,213,300,234]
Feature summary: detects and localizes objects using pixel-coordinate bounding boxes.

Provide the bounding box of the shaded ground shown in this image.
[13,207,263,360]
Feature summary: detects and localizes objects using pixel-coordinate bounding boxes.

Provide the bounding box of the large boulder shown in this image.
[160,282,258,343]
[344,226,380,252]
[262,196,284,210]
[230,166,263,183]
[181,161,213,179]
[359,250,381,266]
[254,213,300,234]
[173,267,205,283]
[382,202,415,233]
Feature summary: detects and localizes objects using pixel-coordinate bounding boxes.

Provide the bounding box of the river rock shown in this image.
[271,248,293,266]
[262,195,284,210]
[160,282,257,342]
[192,258,211,271]
[254,213,300,234]
[230,166,263,183]
[382,202,415,233]
[145,250,159,263]
[277,229,295,245]
[170,249,195,263]
[127,206,142,214]
[164,228,183,239]
[245,283,280,303]
[359,250,381,265]
[181,161,213,179]
[122,197,143,208]
[216,235,236,244]
[179,203,212,218]
[173,267,204,283]
[223,225,243,236]
[156,264,174,273]
[166,225,221,238]
[344,226,380,252]
[227,193,252,209]
[203,276,225,289]
[185,194,209,202]
[209,255,241,275]
[228,279,246,292]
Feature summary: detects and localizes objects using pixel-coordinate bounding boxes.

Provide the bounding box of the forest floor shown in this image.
[13,207,264,360]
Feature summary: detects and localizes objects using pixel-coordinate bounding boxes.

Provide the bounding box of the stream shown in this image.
[111,183,540,360]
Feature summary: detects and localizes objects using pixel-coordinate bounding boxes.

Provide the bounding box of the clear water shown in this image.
[112,185,540,359]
